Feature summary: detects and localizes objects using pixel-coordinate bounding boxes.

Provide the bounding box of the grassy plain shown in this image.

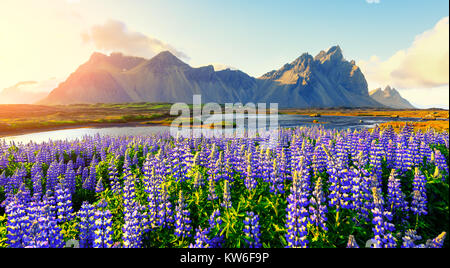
[0,103,174,137]
[0,104,448,137]
[280,107,449,119]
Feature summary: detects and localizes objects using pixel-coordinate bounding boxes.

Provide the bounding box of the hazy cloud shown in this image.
[211,63,238,71]
[82,19,189,60]
[359,16,449,89]
[366,0,380,4]
[0,78,61,104]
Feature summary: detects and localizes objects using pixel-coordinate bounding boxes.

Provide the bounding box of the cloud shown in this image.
[398,86,449,109]
[366,0,380,3]
[82,19,189,60]
[0,78,61,104]
[359,16,449,89]
[211,63,238,71]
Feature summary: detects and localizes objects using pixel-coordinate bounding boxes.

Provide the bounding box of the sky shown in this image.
[0,0,448,108]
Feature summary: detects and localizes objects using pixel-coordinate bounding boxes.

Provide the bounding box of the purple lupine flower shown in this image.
[395,141,408,173]
[327,161,341,212]
[32,214,65,248]
[78,201,95,248]
[434,149,448,175]
[371,187,396,248]
[243,212,262,248]
[93,201,114,248]
[156,183,173,229]
[221,180,232,209]
[401,229,423,248]
[420,141,433,164]
[55,183,73,223]
[43,190,57,218]
[244,162,257,191]
[0,171,7,188]
[335,137,349,169]
[400,137,415,171]
[46,161,59,192]
[75,155,85,171]
[285,170,309,248]
[6,199,64,248]
[65,161,76,194]
[174,191,192,238]
[17,183,32,204]
[108,158,120,195]
[409,137,422,167]
[312,145,327,176]
[369,140,383,183]
[5,201,27,248]
[208,209,224,248]
[189,208,223,248]
[207,176,218,201]
[95,177,104,193]
[309,177,328,231]
[426,232,447,248]
[387,169,408,214]
[32,173,43,202]
[144,164,161,230]
[189,227,210,248]
[411,168,427,216]
[193,171,204,190]
[385,140,396,169]
[122,172,142,248]
[81,167,89,184]
[340,168,356,210]
[83,160,97,191]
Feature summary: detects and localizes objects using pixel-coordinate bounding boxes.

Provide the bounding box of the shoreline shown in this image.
[0,119,237,138]
[0,121,156,138]
[1,116,448,139]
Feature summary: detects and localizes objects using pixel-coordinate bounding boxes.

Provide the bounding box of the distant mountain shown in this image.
[369,86,415,109]
[0,81,50,104]
[39,47,385,108]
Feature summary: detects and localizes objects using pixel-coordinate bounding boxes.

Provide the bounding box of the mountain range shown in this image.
[32,46,412,108]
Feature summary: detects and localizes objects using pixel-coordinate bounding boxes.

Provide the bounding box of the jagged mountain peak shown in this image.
[83,52,146,72]
[315,45,344,63]
[370,87,383,94]
[141,50,190,73]
[293,53,314,64]
[149,51,187,66]
[369,85,415,109]
[370,85,401,98]
[259,45,370,96]
[383,85,398,96]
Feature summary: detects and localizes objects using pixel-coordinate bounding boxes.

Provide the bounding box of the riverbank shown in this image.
[1,104,448,138]
[0,103,174,137]
[378,120,449,132]
[279,108,449,119]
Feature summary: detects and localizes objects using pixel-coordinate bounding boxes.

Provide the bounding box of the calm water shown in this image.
[1,114,424,144]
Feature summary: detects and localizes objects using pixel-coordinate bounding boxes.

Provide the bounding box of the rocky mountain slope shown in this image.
[369,86,415,109]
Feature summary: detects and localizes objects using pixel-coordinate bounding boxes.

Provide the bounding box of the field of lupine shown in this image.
[0,124,448,248]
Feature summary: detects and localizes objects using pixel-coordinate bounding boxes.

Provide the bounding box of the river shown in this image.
[1,114,425,144]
